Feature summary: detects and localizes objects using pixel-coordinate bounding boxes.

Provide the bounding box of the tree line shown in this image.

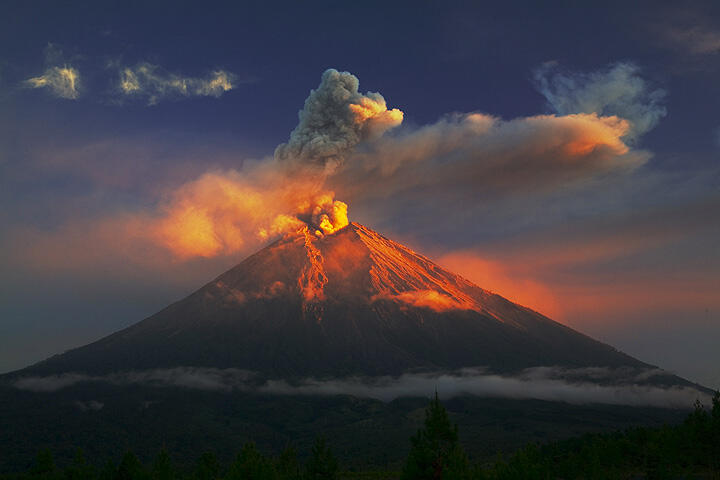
[3,392,719,479]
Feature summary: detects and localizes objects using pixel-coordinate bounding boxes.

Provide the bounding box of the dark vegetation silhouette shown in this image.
[2,392,718,479]
[402,393,469,480]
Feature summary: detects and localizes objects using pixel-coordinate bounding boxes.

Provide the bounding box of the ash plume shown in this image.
[148,69,401,257]
[275,68,403,173]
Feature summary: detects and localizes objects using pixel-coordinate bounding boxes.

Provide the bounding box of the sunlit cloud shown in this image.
[534,62,666,141]
[333,111,648,210]
[117,62,237,104]
[24,65,81,99]
[151,168,348,258]
[373,290,473,313]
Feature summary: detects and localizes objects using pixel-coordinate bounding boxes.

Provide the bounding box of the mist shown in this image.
[11,366,709,409]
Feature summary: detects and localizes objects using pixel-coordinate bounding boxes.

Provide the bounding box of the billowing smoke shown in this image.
[307,193,349,235]
[145,69,401,258]
[11,366,708,408]
[275,68,403,173]
[151,169,350,258]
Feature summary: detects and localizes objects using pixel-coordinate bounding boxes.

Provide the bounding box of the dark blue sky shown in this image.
[1,0,718,388]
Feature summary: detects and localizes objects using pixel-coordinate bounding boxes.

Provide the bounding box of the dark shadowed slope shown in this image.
[18,223,649,378]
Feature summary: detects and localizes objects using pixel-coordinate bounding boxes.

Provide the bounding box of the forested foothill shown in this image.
[2,392,719,479]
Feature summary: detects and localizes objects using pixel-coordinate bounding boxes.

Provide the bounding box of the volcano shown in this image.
[21,222,652,379]
[0,222,704,472]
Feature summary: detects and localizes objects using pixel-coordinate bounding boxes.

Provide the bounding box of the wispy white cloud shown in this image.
[24,66,81,99]
[665,25,720,55]
[117,63,236,104]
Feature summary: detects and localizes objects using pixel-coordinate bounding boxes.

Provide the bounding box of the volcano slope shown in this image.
[18,222,651,378]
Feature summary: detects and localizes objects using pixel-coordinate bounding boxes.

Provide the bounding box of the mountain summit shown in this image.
[25,222,646,378]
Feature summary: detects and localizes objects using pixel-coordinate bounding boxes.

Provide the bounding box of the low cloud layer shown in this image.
[24,66,81,99]
[13,367,255,392]
[10,366,708,408]
[534,62,666,140]
[117,63,236,105]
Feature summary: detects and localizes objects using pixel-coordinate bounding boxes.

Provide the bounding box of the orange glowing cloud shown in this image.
[349,96,404,139]
[153,170,284,258]
[538,113,630,157]
[156,204,227,258]
[433,196,720,328]
[392,289,470,312]
[436,253,562,319]
[150,168,352,259]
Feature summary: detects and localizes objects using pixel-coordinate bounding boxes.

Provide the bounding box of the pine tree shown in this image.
[402,393,469,480]
[98,459,116,480]
[194,452,220,480]
[64,448,95,480]
[226,443,277,480]
[304,437,338,480]
[711,391,720,475]
[151,449,174,480]
[115,451,145,480]
[32,449,58,480]
[277,445,300,480]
